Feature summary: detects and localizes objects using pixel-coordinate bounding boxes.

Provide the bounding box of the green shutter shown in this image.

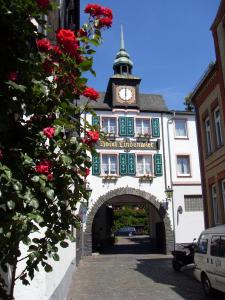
[119,153,128,175]
[151,118,160,138]
[126,117,134,137]
[92,115,100,126]
[127,153,136,175]
[92,153,100,175]
[119,117,127,136]
[154,154,163,176]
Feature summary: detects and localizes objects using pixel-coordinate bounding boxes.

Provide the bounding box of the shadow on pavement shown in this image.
[135,257,225,300]
[100,235,159,255]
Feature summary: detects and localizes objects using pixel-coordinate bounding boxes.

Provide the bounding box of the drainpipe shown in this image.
[167,111,176,249]
[161,113,167,191]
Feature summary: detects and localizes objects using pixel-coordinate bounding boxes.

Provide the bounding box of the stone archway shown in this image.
[83,187,174,255]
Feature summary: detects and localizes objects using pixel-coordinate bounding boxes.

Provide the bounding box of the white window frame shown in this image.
[101,117,117,135]
[136,155,153,176]
[174,119,188,138]
[221,179,225,217]
[176,155,191,177]
[211,184,219,225]
[101,154,118,175]
[214,107,223,147]
[135,118,151,136]
[205,117,212,155]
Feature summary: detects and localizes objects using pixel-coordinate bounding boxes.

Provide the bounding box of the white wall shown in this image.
[14,237,76,300]
[85,110,205,245]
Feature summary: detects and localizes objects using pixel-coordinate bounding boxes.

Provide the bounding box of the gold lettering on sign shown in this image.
[98,140,157,150]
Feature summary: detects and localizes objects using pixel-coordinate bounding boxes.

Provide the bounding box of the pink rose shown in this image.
[43,127,55,139]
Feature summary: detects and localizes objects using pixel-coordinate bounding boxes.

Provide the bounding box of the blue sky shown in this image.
[80,0,220,110]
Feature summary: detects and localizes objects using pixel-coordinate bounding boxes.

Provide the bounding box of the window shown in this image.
[220,236,225,258]
[177,155,190,176]
[184,195,203,212]
[196,234,208,254]
[136,119,150,136]
[205,117,213,155]
[214,107,223,147]
[221,179,225,217]
[174,119,188,138]
[137,155,152,175]
[102,154,117,175]
[211,184,219,225]
[102,117,116,135]
[210,236,221,257]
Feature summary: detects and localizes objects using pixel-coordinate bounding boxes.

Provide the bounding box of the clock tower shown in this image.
[107,26,141,108]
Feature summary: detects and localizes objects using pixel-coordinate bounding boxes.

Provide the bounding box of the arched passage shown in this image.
[83,188,174,255]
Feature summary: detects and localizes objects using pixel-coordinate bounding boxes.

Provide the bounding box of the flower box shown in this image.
[136,133,151,142]
[139,175,153,183]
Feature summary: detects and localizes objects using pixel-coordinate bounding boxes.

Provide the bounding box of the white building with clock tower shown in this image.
[79,27,205,256]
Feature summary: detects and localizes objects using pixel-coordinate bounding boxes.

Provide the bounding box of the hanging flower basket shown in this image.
[136,133,151,142]
[102,174,118,181]
[106,132,116,141]
[139,174,153,183]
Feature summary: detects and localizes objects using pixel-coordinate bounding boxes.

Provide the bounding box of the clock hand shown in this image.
[125,88,127,100]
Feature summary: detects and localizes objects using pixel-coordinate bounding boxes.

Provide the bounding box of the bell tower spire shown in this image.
[120,24,125,50]
[113,25,133,75]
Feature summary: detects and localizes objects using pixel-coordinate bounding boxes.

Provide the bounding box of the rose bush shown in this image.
[0,1,112,299]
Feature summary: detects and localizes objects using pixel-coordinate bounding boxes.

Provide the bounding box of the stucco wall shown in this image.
[14,239,76,300]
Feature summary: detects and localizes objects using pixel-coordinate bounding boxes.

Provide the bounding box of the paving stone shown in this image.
[67,237,225,300]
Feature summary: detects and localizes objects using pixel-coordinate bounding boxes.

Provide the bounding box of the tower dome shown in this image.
[113,25,133,75]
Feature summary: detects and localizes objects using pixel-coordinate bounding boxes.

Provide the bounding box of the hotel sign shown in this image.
[98,140,157,150]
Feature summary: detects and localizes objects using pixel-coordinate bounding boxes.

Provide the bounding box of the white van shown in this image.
[194,224,225,296]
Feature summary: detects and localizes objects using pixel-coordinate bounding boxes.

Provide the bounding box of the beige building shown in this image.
[191,0,225,228]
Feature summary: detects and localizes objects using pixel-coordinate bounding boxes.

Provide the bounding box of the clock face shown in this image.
[119,88,133,101]
[116,86,136,104]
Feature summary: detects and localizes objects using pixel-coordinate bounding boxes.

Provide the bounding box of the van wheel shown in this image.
[201,274,214,297]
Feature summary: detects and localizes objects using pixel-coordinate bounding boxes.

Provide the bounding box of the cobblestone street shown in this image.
[67,237,225,300]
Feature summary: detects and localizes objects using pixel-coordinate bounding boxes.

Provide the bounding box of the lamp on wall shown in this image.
[162,186,173,210]
[85,182,92,207]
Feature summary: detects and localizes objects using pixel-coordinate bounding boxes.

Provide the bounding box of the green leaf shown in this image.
[8,81,26,92]
[54,125,62,136]
[35,215,44,223]
[46,189,54,200]
[29,198,39,209]
[90,69,96,77]
[31,176,39,183]
[13,182,22,191]
[60,241,69,248]
[23,154,33,166]
[44,264,53,272]
[52,253,60,261]
[7,200,15,210]
[87,49,96,55]
[61,155,72,166]
[79,59,93,71]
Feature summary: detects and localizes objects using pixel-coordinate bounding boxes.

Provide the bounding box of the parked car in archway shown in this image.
[115,227,136,237]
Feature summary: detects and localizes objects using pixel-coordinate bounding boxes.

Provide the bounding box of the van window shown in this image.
[196,234,208,254]
[210,236,220,256]
[220,236,225,258]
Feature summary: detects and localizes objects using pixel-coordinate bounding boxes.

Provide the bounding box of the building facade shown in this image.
[81,28,204,255]
[191,0,225,228]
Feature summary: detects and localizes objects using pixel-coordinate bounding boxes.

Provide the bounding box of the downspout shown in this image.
[167,111,176,249]
[161,112,167,190]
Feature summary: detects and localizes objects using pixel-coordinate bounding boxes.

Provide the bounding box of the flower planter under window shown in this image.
[136,134,151,142]
[102,175,118,181]
[106,133,116,141]
[139,175,153,183]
